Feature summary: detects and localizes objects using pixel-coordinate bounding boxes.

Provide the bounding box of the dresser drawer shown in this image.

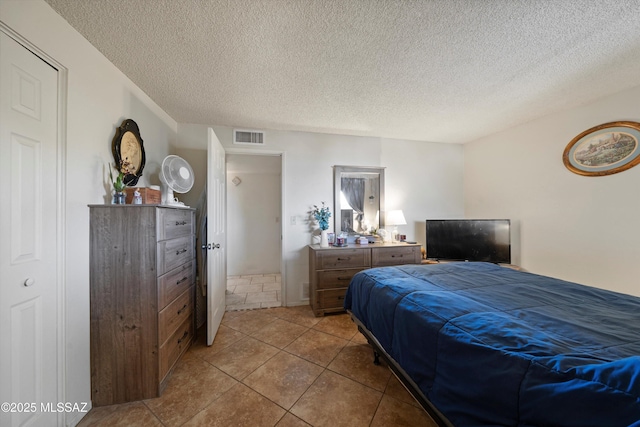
[158,261,195,310]
[316,248,370,269]
[317,268,367,290]
[159,317,193,382]
[158,208,194,241]
[372,246,421,267]
[158,235,194,275]
[317,288,348,309]
[158,287,194,346]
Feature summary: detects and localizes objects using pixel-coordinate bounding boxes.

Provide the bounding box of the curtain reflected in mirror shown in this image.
[341,178,365,232]
[334,166,385,236]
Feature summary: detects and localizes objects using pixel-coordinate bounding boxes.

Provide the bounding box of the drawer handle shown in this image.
[337,296,345,300]
[176,276,189,285]
[391,254,404,258]
[337,277,351,281]
[176,248,188,255]
[175,220,187,226]
[177,304,188,315]
[177,330,189,344]
[337,257,351,261]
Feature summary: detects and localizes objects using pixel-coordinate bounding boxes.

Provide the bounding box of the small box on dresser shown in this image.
[89,205,196,406]
[124,187,161,204]
[308,242,421,317]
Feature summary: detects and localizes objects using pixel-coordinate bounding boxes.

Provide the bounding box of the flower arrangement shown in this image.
[312,202,331,231]
[109,159,132,193]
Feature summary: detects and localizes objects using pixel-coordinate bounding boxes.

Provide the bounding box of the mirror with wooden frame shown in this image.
[333,165,385,236]
[112,119,146,186]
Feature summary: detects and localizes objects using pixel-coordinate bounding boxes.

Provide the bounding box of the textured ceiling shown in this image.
[44,0,640,144]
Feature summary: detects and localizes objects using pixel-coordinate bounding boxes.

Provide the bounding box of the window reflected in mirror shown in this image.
[333,166,385,236]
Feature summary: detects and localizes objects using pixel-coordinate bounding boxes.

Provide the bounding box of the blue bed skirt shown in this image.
[344,262,640,426]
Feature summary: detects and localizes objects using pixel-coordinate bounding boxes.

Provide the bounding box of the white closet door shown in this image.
[0,31,60,427]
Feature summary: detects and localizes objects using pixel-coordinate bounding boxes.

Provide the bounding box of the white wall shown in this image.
[1,1,177,424]
[465,85,640,296]
[226,154,282,276]
[381,137,466,241]
[176,124,465,305]
[172,147,207,209]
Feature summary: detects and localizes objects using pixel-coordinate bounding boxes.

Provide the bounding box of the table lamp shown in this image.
[386,210,406,242]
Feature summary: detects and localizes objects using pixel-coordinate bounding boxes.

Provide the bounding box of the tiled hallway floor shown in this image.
[226,274,282,311]
[78,306,436,426]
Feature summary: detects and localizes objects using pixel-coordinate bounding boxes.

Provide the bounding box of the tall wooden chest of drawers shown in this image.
[89,205,196,406]
[309,242,421,316]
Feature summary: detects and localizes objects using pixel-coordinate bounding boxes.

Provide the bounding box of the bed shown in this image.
[344,262,640,427]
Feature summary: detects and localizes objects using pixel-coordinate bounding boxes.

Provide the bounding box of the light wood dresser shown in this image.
[89,205,196,406]
[308,242,421,316]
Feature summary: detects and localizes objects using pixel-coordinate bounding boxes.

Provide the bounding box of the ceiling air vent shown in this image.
[233,129,265,145]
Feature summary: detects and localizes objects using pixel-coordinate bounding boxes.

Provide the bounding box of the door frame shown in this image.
[224,148,286,305]
[0,22,68,424]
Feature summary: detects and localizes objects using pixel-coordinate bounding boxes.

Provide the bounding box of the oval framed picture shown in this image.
[112,119,146,186]
[563,121,640,176]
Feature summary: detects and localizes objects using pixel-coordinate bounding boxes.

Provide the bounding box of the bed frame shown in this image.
[349,311,454,427]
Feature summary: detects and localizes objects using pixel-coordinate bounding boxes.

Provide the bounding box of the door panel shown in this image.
[0,32,59,427]
[11,134,42,263]
[11,298,43,411]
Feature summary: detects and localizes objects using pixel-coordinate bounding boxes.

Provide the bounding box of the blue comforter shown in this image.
[344,262,640,427]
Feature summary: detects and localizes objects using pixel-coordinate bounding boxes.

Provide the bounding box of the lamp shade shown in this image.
[386,210,406,226]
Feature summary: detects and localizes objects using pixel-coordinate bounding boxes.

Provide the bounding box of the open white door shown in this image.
[206,128,226,345]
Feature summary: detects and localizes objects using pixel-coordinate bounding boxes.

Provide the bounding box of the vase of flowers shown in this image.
[312,202,331,247]
[109,160,130,204]
[112,191,126,205]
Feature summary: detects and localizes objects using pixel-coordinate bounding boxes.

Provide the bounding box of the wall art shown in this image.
[563,121,640,176]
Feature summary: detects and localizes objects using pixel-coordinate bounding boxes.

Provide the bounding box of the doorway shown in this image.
[225,153,283,310]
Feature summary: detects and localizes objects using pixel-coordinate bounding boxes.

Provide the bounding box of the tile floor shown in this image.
[78,306,437,426]
[226,274,282,311]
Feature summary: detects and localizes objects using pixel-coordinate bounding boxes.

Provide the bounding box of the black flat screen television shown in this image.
[425,219,511,264]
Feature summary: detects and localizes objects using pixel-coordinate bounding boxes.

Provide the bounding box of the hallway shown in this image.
[226,273,282,311]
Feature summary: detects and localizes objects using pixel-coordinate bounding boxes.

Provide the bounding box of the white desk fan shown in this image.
[160,155,194,207]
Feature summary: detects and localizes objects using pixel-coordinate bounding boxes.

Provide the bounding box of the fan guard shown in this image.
[160,155,194,206]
